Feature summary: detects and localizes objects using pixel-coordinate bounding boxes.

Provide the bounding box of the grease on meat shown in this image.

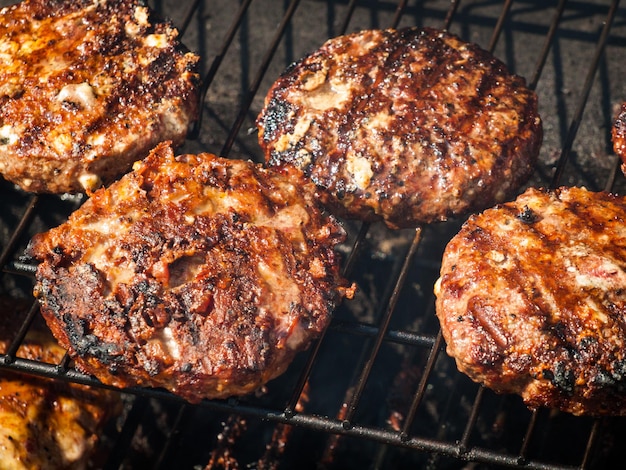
[0,0,200,193]
[435,186,626,416]
[28,142,355,403]
[257,27,542,229]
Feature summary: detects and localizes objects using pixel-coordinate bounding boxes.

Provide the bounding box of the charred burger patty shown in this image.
[257,27,542,229]
[27,142,354,403]
[613,102,626,174]
[0,0,200,194]
[435,186,626,416]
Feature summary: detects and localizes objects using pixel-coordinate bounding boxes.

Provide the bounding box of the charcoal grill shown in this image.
[1,0,626,468]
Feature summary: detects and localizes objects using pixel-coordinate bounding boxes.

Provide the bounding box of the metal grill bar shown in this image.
[153,403,190,470]
[4,300,38,358]
[400,329,444,439]
[342,228,423,427]
[443,0,461,31]
[103,397,150,470]
[175,0,201,36]
[191,0,253,140]
[390,0,409,28]
[488,0,515,52]
[580,419,603,469]
[550,0,621,188]
[527,0,567,90]
[459,386,486,454]
[0,351,586,469]
[0,195,38,268]
[220,0,302,157]
[519,409,540,465]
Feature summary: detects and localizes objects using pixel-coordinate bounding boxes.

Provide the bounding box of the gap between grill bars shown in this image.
[1,0,626,469]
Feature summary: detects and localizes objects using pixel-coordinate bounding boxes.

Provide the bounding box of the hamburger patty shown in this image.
[0,0,200,194]
[27,142,355,403]
[613,102,626,173]
[0,298,121,469]
[435,186,626,416]
[256,27,542,229]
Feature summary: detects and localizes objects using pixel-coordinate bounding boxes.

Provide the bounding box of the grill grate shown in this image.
[1,0,626,468]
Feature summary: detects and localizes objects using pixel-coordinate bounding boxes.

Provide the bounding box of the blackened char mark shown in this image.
[262,98,294,149]
[63,312,122,365]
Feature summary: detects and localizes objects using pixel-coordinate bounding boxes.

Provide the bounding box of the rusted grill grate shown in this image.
[1,0,626,468]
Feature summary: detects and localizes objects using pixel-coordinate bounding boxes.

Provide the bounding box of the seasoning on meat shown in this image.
[27,142,355,403]
[435,186,626,416]
[0,297,121,469]
[0,0,200,194]
[256,27,542,229]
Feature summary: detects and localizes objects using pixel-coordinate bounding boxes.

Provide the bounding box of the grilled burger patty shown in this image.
[0,298,121,469]
[27,142,354,403]
[256,27,542,229]
[613,102,626,173]
[0,0,200,194]
[435,186,626,416]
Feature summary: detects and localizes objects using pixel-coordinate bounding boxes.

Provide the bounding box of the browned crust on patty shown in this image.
[435,186,626,416]
[257,27,542,229]
[0,0,200,193]
[27,142,354,402]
